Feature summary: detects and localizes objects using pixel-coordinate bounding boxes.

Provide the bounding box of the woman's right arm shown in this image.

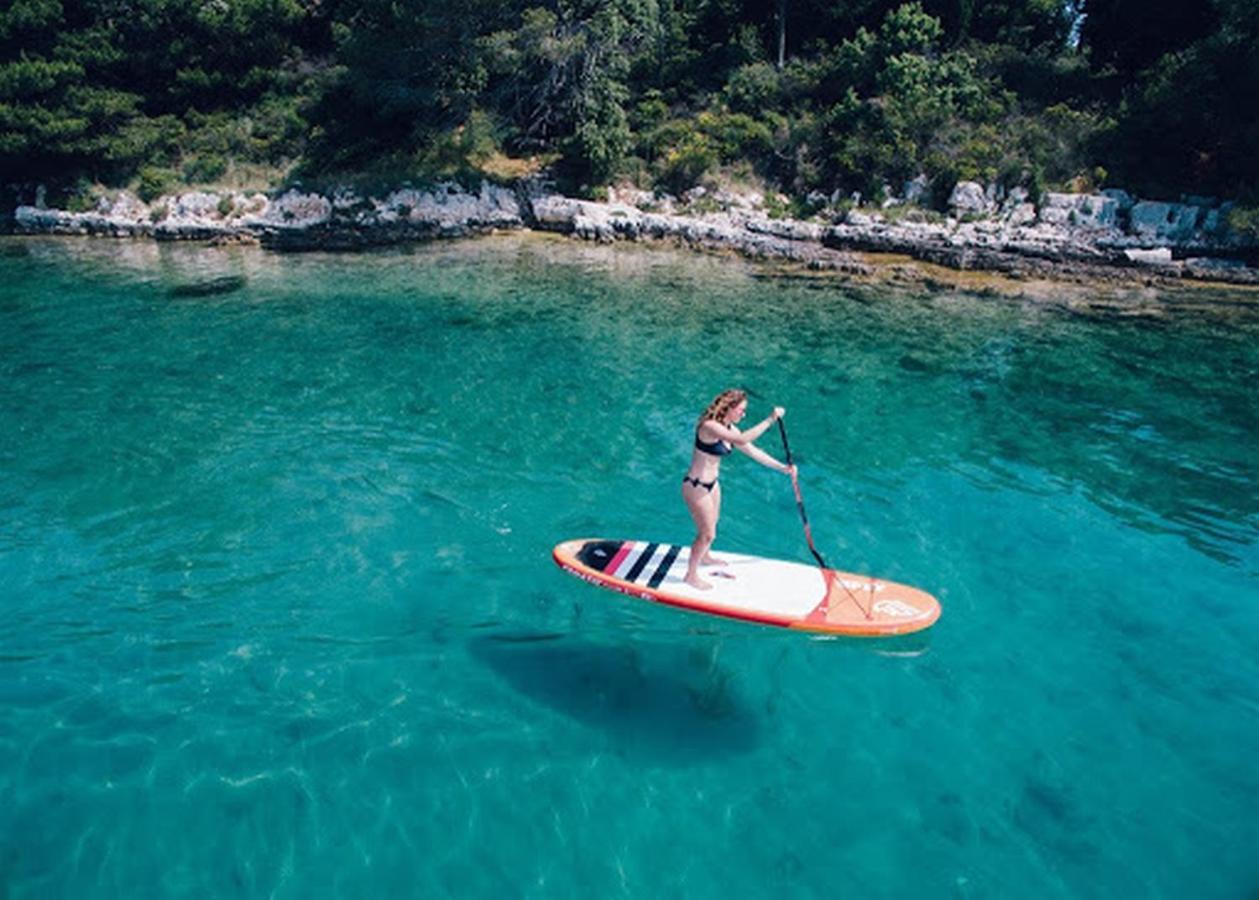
[702,407,784,445]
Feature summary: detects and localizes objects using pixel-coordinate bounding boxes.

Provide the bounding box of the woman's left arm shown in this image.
[736,441,793,474]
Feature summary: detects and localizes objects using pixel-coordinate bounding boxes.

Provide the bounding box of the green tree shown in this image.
[1093,0,1259,199]
[1080,0,1217,81]
[480,1,657,189]
[803,3,1011,196]
[1,0,324,188]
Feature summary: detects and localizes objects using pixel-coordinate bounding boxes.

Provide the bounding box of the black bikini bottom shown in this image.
[682,475,717,493]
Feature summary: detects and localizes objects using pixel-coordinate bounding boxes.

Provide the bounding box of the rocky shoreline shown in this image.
[5,179,1259,289]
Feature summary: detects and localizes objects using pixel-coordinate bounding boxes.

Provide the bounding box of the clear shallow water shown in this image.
[1,234,1257,898]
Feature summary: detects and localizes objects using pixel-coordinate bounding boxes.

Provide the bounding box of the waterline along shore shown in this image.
[7,179,1259,292]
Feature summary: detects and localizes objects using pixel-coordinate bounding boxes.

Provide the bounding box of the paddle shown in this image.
[777,417,873,619]
[776,418,828,568]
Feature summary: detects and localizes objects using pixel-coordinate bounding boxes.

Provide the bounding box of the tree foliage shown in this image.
[0,0,325,196]
[1080,0,1259,200]
[2,0,1256,204]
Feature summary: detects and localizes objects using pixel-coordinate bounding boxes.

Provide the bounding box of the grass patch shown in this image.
[476,152,557,181]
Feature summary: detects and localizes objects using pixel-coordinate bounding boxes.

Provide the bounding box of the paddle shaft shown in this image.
[777,418,873,619]
[777,419,828,569]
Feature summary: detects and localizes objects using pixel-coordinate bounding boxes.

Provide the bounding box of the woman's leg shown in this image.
[682,481,718,589]
[700,482,727,566]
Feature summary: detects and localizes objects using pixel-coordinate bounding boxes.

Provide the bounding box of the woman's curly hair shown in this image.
[698,388,747,426]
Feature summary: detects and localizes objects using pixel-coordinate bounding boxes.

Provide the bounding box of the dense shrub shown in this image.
[183,154,228,184]
[0,0,1254,207]
[136,166,178,202]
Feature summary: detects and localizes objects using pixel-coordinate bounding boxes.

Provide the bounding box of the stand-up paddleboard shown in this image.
[553,538,940,636]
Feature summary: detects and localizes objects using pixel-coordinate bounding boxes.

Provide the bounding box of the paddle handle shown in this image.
[777,418,828,569]
[776,417,794,466]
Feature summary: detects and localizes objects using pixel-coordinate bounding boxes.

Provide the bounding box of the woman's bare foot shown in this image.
[684,573,713,590]
[700,554,727,566]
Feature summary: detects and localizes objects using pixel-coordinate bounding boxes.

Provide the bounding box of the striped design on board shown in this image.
[597,540,685,589]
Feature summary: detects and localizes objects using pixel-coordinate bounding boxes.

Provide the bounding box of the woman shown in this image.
[681,388,795,589]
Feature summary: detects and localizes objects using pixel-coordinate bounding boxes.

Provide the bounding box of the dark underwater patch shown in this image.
[167,274,247,298]
[468,633,761,763]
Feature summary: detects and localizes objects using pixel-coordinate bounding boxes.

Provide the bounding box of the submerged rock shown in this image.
[167,274,248,298]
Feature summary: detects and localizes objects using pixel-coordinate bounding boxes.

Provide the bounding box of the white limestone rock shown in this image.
[331,188,366,210]
[262,190,332,227]
[1123,247,1174,265]
[15,206,80,231]
[1102,188,1135,213]
[745,218,824,241]
[167,191,223,221]
[1038,193,1118,230]
[237,194,268,217]
[14,202,152,236]
[531,194,589,230]
[949,181,990,217]
[903,175,930,206]
[1005,202,1038,227]
[99,191,150,223]
[1128,201,1201,240]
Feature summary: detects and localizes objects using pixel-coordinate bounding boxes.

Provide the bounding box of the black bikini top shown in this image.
[694,427,732,457]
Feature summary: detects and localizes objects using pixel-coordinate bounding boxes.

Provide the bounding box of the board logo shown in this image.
[872,599,923,618]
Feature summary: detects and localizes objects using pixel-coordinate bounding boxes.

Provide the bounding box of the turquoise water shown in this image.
[1,234,1257,898]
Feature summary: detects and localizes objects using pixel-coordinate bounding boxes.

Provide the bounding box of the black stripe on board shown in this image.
[647,545,682,588]
[576,540,623,573]
[625,542,658,582]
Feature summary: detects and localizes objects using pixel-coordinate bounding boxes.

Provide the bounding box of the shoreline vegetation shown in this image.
[7,179,1259,296]
[5,0,1257,294]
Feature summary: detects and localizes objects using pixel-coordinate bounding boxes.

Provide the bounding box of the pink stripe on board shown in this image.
[611,542,646,578]
[604,542,633,577]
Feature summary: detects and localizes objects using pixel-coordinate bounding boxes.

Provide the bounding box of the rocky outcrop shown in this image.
[1128,200,1209,242]
[527,193,869,273]
[809,180,1259,284]
[819,211,1259,285]
[14,193,155,237]
[7,178,1259,286]
[1037,192,1119,230]
[11,182,523,248]
[948,181,993,218]
[241,182,524,249]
